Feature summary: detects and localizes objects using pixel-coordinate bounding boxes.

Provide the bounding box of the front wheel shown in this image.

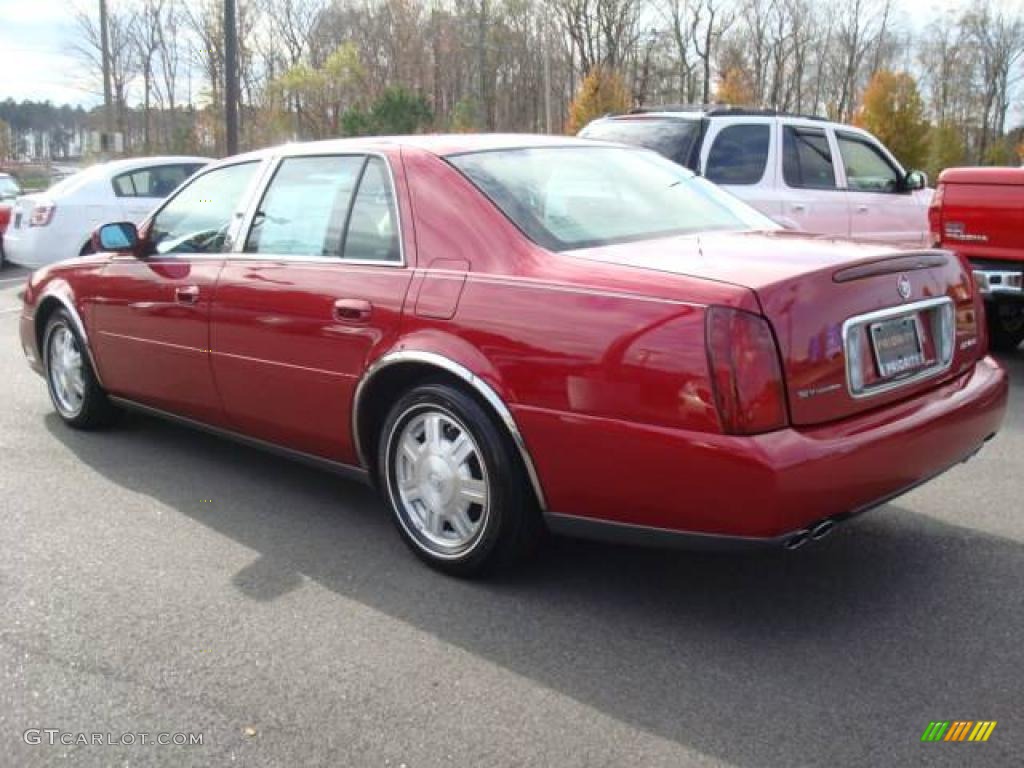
[378,383,540,576]
[43,310,118,428]
[986,304,1024,352]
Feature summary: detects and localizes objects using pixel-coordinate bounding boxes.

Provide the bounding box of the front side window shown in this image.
[705,124,771,185]
[149,161,259,255]
[0,177,21,198]
[836,133,901,193]
[782,126,837,190]
[113,164,205,198]
[448,146,778,251]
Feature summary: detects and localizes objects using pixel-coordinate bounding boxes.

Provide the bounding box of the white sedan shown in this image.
[4,156,208,268]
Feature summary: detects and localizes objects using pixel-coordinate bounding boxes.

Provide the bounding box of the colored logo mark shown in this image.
[921,721,997,742]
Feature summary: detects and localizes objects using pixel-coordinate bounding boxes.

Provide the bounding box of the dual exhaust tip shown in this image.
[783,519,837,550]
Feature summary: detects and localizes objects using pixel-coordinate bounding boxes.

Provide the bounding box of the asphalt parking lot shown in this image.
[0,264,1022,768]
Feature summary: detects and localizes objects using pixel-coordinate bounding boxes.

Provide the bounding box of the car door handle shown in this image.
[333,298,372,323]
[791,203,807,212]
[856,205,869,213]
[175,285,200,305]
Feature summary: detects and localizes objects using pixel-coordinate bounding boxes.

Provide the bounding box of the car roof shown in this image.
[96,155,211,173]
[218,134,610,165]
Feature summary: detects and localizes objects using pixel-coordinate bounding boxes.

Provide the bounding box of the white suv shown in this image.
[580,107,933,246]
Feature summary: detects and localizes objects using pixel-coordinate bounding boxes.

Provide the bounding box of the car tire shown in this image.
[986,304,1024,352]
[43,310,119,429]
[378,382,541,576]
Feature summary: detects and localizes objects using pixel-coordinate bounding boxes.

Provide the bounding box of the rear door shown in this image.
[777,123,850,237]
[210,150,414,464]
[700,119,777,217]
[92,160,265,424]
[834,131,926,245]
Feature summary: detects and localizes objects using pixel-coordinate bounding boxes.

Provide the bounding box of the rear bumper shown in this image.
[970,259,1024,300]
[520,356,1008,541]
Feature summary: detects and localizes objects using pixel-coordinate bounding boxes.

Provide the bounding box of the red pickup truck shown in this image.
[929,167,1024,351]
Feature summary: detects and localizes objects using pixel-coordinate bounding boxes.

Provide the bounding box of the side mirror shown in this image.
[905,170,928,191]
[93,222,140,253]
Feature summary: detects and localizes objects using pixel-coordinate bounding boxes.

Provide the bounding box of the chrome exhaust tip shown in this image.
[784,530,811,550]
[810,519,836,541]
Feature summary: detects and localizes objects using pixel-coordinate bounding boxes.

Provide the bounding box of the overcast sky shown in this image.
[0,0,1021,111]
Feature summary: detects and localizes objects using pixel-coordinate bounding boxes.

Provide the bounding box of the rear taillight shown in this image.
[928,183,944,247]
[706,306,788,435]
[29,203,56,227]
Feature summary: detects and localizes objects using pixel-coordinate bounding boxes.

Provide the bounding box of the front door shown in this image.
[210,151,414,463]
[92,160,265,424]
[834,131,925,245]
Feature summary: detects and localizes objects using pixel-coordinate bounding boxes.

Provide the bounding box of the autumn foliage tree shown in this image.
[566,68,632,134]
[714,68,755,106]
[855,69,930,170]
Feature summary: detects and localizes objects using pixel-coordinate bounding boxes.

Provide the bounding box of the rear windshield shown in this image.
[448,146,778,252]
[579,118,700,168]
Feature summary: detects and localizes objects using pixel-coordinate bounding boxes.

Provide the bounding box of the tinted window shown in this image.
[149,162,259,255]
[705,124,770,185]
[449,147,778,251]
[579,119,701,168]
[113,164,204,198]
[245,155,363,257]
[836,133,901,193]
[782,127,837,190]
[342,157,401,262]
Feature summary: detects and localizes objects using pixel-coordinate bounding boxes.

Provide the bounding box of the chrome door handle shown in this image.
[333,298,372,323]
[175,285,200,304]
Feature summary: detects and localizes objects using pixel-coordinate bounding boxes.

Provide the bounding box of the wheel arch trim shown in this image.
[352,349,548,510]
[34,284,104,388]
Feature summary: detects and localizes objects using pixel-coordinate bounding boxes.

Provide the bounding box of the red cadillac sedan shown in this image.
[18,135,1008,575]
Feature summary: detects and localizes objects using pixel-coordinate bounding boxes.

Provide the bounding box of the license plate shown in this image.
[870,315,924,378]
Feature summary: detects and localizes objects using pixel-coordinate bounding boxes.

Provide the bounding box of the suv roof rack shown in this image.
[625,104,829,122]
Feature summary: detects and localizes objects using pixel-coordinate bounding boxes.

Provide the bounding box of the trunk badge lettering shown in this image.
[898,274,912,300]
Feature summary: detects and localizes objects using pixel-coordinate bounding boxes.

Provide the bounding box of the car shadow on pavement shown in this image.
[43,404,1024,768]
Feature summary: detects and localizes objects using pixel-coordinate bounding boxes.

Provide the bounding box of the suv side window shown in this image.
[705,124,770,185]
[782,126,837,190]
[245,155,364,257]
[149,161,260,255]
[113,164,204,198]
[836,133,901,193]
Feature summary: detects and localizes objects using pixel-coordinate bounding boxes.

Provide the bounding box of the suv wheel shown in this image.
[378,383,540,576]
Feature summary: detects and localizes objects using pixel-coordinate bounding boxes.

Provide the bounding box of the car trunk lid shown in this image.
[569,230,983,426]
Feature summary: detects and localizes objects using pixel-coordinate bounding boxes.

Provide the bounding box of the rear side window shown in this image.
[782,127,837,190]
[113,164,204,198]
[836,133,901,193]
[579,119,701,168]
[246,154,401,261]
[342,157,401,262]
[705,124,770,185]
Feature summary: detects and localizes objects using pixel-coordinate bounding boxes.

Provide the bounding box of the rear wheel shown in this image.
[986,304,1024,352]
[43,310,118,428]
[378,383,540,576]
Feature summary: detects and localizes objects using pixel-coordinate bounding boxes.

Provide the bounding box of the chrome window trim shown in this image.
[841,296,955,400]
[352,350,548,510]
[234,151,406,268]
